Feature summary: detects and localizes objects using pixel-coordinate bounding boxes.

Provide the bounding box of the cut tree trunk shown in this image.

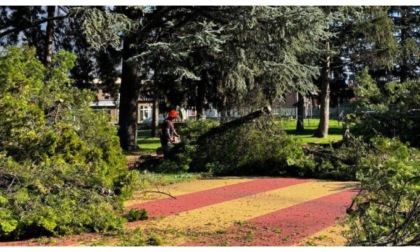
[196,106,271,144]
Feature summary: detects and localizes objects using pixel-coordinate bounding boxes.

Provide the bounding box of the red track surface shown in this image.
[184,188,358,246]
[1,177,358,246]
[127,178,307,222]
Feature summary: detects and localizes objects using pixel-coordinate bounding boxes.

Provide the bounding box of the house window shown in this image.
[138,105,152,122]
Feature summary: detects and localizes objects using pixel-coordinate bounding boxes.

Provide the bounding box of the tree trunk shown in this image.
[400,7,409,83]
[195,73,207,120]
[197,106,271,144]
[118,34,140,151]
[220,108,228,124]
[296,93,305,132]
[151,98,159,137]
[196,84,204,120]
[314,41,331,138]
[44,6,55,67]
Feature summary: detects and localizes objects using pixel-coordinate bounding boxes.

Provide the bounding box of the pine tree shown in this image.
[387,6,419,82]
[314,7,396,138]
[0,6,125,89]
[113,6,333,149]
[136,6,331,122]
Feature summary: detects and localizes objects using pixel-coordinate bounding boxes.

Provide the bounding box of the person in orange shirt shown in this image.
[160,110,181,156]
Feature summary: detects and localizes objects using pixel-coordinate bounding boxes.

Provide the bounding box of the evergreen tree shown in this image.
[129,6,331,147]
[85,6,331,150]
[0,6,125,89]
[386,6,419,83]
[314,7,396,138]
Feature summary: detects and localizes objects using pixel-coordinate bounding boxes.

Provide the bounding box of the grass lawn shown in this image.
[123,130,161,165]
[135,119,345,153]
[126,130,202,186]
[277,118,344,144]
[135,130,161,155]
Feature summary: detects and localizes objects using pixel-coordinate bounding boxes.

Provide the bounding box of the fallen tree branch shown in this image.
[6,177,15,192]
[196,106,272,144]
[141,190,177,199]
[0,172,18,190]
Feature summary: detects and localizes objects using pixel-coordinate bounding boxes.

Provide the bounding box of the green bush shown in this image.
[155,120,218,173]
[192,117,312,176]
[178,119,220,144]
[345,137,420,246]
[158,116,366,179]
[303,137,368,181]
[353,110,420,148]
[125,209,148,222]
[352,68,420,147]
[0,46,137,240]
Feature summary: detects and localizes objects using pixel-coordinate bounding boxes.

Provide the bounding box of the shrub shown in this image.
[302,137,369,181]
[345,137,420,246]
[0,46,137,240]
[155,120,218,173]
[352,68,420,147]
[125,209,148,222]
[187,116,312,176]
[178,119,220,144]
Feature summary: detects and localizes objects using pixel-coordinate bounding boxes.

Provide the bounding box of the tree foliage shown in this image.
[381,7,420,83]
[189,117,311,176]
[155,115,313,177]
[137,6,330,111]
[351,68,420,147]
[79,6,333,149]
[346,137,419,246]
[314,6,397,138]
[0,46,137,240]
[0,6,125,90]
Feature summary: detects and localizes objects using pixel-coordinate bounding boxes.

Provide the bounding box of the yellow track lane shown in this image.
[297,223,349,246]
[125,177,255,207]
[134,180,357,245]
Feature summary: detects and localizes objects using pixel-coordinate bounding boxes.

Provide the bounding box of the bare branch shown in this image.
[141,190,177,199]
[0,14,70,39]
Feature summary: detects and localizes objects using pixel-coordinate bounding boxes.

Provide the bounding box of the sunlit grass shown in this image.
[136,130,161,154]
[132,131,202,185]
[277,118,344,144]
[138,171,203,188]
[136,119,345,151]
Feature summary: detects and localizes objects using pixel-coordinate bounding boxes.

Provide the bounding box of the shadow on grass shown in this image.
[137,130,160,145]
[139,139,161,144]
[285,129,316,136]
[285,126,343,137]
[121,130,162,156]
[137,130,153,138]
